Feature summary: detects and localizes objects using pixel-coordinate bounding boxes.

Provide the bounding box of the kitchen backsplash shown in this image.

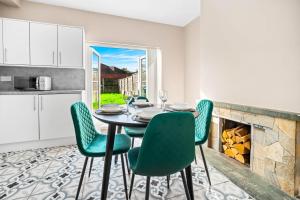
[0,66,85,91]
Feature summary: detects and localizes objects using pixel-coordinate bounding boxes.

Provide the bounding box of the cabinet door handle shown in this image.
[52,51,55,65]
[4,48,7,63]
[33,96,36,111]
[59,52,62,65]
[40,96,43,111]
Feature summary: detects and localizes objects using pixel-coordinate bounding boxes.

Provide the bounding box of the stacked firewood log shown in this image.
[222,126,251,164]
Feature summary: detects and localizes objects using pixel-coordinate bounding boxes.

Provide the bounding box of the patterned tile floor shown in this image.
[0,144,254,200]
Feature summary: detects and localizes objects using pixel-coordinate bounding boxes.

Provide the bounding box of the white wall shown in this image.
[196,0,300,113]
[184,17,200,106]
[0,1,185,103]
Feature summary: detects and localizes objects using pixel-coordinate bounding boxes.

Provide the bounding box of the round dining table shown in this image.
[93,109,195,200]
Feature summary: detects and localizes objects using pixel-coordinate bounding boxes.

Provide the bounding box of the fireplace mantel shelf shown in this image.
[213,101,300,121]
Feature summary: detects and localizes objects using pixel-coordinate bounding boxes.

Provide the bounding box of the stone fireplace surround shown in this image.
[207,102,300,197]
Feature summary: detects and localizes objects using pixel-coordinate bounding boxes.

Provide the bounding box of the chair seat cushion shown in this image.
[85,133,131,157]
[124,127,146,138]
[128,147,140,171]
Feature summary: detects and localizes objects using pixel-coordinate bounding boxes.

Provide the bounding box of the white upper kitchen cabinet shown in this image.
[0,95,39,144]
[30,22,58,66]
[39,94,81,140]
[58,26,83,68]
[0,19,3,64]
[3,18,30,65]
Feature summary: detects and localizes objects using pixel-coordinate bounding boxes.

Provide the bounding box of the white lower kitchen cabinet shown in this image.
[39,93,81,140]
[0,95,39,144]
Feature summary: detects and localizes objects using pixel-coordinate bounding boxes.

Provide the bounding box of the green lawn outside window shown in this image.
[93,93,127,110]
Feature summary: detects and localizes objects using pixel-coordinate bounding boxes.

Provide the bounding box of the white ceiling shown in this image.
[27,0,200,27]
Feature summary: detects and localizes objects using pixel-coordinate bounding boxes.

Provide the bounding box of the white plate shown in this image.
[137,110,161,120]
[100,106,123,113]
[96,109,125,115]
[169,104,192,111]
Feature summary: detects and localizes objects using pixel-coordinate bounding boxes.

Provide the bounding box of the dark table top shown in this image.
[93,112,148,127]
[93,105,199,127]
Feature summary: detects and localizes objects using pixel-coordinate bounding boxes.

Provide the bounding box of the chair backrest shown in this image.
[195,99,213,143]
[134,112,195,176]
[137,96,149,101]
[128,96,149,104]
[70,102,97,156]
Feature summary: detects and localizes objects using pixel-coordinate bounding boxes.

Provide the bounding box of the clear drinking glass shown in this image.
[124,99,130,114]
[125,92,133,114]
[159,90,168,110]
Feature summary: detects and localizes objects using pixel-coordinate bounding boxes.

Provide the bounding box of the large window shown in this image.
[90,45,147,109]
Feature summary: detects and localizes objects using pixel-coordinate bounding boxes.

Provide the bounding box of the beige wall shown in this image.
[184,17,200,106]
[197,0,300,113]
[0,1,185,103]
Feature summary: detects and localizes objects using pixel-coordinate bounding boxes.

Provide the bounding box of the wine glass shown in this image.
[125,91,134,114]
[123,92,130,114]
[159,90,168,110]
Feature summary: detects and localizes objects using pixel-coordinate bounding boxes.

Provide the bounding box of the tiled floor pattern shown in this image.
[0,144,254,200]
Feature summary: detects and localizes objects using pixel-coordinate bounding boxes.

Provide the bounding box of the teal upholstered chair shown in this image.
[71,102,131,200]
[124,96,149,148]
[128,96,148,105]
[122,96,149,175]
[128,112,195,200]
[194,99,213,186]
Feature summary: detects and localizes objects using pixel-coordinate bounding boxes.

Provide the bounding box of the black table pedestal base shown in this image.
[185,165,194,200]
[100,124,116,200]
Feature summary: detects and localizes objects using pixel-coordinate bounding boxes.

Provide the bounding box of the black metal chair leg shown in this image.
[199,145,211,186]
[167,175,170,189]
[129,173,135,198]
[114,126,123,165]
[114,155,119,165]
[180,170,191,200]
[194,153,198,165]
[76,157,89,200]
[88,157,94,178]
[121,154,129,200]
[145,176,151,200]
[125,153,131,175]
[131,138,135,148]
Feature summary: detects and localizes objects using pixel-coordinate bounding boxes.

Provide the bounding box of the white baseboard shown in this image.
[0,137,76,153]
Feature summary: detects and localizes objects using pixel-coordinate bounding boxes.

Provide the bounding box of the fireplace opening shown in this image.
[220,118,251,166]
